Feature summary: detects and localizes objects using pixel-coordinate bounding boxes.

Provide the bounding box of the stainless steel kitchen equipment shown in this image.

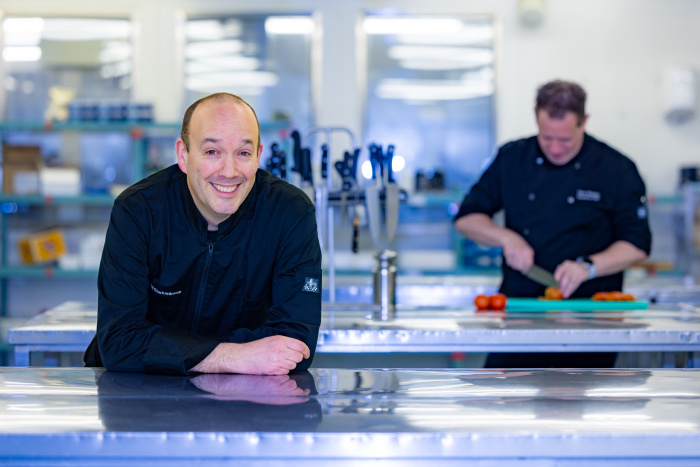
[372,249,397,321]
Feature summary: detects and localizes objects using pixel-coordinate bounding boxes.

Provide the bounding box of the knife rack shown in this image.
[302,126,358,303]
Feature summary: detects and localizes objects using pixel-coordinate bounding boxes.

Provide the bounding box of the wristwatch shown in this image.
[577,256,596,280]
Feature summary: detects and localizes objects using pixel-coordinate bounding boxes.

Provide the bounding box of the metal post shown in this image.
[373,250,397,321]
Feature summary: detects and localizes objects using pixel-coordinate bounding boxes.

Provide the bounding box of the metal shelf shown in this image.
[0,194,115,206]
[0,121,181,133]
[0,266,97,279]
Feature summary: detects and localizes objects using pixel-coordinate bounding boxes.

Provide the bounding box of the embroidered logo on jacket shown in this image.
[576,189,601,202]
[150,284,182,296]
[302,277,319,293]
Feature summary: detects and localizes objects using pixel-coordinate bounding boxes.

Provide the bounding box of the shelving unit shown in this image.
[0,121,180,318]
[0,120,292,318]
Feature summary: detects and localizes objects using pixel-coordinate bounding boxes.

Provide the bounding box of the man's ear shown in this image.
[580,114,589,130]
[176,138,188,174]
[256,142,263,161]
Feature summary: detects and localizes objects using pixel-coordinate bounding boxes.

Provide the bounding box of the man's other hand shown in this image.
[554,260,589,298]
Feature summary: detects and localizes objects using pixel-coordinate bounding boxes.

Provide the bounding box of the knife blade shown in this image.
[524,265,559,288]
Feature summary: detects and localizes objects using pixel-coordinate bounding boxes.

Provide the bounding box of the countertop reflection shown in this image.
[1,367,699,463]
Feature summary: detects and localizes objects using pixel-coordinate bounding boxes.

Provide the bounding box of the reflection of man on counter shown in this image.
[96,370,322,432]
[84,92,322,375]
[454,80,652,368]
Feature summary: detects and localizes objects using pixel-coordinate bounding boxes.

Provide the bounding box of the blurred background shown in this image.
[0,0,698,322]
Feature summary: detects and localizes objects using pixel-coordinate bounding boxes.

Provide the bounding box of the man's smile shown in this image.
[211,182,239,194]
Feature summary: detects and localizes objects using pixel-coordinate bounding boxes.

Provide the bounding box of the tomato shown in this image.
[592,292,608,301]
[474,294,491,310]
[544,287,563,300]
[489,293,507,310]
[607,291,624,301]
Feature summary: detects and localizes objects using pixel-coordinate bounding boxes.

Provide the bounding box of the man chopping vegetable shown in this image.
[454,80,652,368]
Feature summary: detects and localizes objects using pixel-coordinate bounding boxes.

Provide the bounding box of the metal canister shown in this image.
[373,250,397,321]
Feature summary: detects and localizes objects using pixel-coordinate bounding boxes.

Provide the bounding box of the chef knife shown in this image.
[290,130,302,179]
[383,144,399,242]
[524,264,559,288]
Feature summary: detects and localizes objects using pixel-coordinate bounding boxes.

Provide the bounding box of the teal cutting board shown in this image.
[505,298,648,312]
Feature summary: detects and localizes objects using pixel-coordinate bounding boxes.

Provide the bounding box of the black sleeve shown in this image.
[610,159,652,255]
[96,199,220,375]
[454,150,504,222]
[224,203,322,371]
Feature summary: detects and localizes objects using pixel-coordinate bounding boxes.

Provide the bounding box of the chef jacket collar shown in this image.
[536,133,592,169]
[180,170,258,239]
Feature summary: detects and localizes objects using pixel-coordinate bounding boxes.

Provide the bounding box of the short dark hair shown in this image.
[535,80,587,126]
[180,92,261,152]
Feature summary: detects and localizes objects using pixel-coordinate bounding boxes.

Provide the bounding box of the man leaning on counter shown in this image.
[454,80,652,369]
[84,92,322,375]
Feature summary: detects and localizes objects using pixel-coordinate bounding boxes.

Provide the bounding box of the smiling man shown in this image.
[454,80,651,369]
[84,93,322,375]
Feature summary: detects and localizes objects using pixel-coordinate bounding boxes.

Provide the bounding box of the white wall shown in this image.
[1,0,699,195]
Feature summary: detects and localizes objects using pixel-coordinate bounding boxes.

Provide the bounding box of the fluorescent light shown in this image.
[395,27,494,45]
[41,18,131,41]
[390,45,493,64]
[186,56,261,74]
[2,17,44,32]
[376,78,494,101]
[99,61,132,78]
[397,60,478,70]
[364,18,463,35]
[185,40,244,59]
[185,71,278,90]
[3,46,42,62]
[186,20,225,40]
[265,16,314,35]
[2,18,44,46]
[98,42,132,63]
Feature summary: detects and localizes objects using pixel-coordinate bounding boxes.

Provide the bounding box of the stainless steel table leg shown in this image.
[691,352,700,368]
[662,352,676,368]
[13,346,30,366]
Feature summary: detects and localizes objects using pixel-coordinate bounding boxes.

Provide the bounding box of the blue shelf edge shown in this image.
[0,266,98,279]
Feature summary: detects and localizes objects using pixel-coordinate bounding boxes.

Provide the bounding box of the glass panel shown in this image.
[2,17,132,121]
[183,14,314,158]
[363,15,495,194]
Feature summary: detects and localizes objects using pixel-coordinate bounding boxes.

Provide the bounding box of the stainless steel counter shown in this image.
[8,301,700,367]
[0,367,699,465]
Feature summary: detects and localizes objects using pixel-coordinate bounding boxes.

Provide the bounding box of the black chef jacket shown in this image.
[455,133,651,298]
[84,165,322,375]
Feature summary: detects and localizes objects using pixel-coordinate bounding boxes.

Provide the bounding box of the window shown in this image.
[183,14,315,156]
[2,17,132,121]
[363,15,495,192]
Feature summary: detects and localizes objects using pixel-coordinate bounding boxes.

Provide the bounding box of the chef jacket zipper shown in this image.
[191,241,214,334]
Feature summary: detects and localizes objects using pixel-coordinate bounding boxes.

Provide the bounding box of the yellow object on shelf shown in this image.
[17,229,67,265]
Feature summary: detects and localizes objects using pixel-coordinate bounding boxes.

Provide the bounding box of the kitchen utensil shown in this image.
[524,264,559,288]
[365,184,382,247]
[385,183,400,242]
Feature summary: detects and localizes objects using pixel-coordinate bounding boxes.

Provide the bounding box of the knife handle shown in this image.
[321,144,328,179]
[351,213,359,253]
